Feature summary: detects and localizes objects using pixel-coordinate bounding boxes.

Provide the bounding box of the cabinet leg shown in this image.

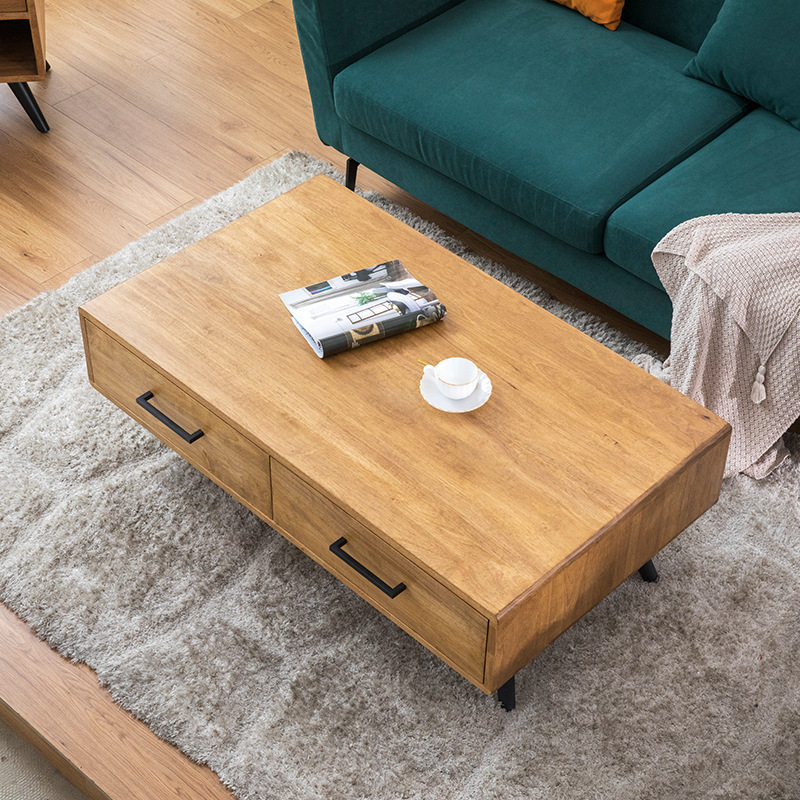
[8,83,50,133]
[345,158,359,191]
[638,559,659,582]
[496,675,516,712]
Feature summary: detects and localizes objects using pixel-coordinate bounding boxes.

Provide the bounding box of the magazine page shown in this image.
[280,260,446,357]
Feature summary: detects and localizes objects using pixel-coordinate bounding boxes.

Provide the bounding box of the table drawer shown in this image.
[82,319,272,519]
[0,0,27,12]
[271,460,487,683]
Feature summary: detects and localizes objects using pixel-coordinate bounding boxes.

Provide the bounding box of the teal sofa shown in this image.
[293,0,800,338]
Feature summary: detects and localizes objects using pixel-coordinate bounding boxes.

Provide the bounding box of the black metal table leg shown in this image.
[638,559,659,582]
[497,675,516,711]
[345,158,359,191]
[8,83,50,133]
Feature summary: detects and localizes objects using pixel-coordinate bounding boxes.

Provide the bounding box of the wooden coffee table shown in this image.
[79,175,730,710]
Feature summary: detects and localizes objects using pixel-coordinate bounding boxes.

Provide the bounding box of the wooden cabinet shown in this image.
[1,0,48,132]
[0,0,45,83]
[78,176,731,708]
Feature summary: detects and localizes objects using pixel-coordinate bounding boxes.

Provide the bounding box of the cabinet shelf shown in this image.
[0,0,45,83]
[0,19,37,80]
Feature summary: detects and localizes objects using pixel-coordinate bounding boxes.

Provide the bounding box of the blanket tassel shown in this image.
[751,364,767,404]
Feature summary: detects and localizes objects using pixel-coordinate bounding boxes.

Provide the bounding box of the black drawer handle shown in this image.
[329,537,406,598]
[135,391,205,444]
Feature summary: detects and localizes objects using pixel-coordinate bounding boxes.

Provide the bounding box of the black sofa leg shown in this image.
[638,559,659,583]
[496,675,516,711]
[345,158,359,191]
[8,83,50,133]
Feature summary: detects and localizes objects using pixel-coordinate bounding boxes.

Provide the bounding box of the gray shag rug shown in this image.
[1,152,798,800]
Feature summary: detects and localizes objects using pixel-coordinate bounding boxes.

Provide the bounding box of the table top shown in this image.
[81,175,730,616]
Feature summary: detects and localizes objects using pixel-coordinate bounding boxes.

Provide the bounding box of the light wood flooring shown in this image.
[0,1,670,798]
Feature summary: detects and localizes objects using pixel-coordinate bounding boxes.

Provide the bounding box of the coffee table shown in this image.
[79,175,730,710]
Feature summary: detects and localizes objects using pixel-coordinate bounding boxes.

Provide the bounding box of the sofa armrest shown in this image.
[293,0,465,150]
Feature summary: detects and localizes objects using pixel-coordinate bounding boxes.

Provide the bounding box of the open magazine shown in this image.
[280,260,446,358]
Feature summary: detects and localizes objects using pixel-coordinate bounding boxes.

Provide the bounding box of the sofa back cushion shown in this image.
[683,0,800,131]
[621,0,724,51]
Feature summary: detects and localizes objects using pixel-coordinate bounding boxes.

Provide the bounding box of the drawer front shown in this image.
[83,319,272,519]
[0,0,27,12]
[271,460,487,683]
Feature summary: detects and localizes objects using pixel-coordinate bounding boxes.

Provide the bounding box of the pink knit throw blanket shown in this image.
[635,212,800,478]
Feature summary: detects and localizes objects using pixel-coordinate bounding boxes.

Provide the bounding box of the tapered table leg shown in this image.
[638,559,659,582]
[8,83,50,133]
[497,675,516,711]
[345,158,359,191]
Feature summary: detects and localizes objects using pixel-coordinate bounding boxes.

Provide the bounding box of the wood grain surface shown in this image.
[81,175,730,694]
[83,317,273,519]
[0,1,29,13]
[485,430,730,688]
[0,604,235,800]
[81,176,730,620]
[271,460,489,686]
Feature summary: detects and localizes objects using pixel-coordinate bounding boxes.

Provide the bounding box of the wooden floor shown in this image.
[0,1,670,798]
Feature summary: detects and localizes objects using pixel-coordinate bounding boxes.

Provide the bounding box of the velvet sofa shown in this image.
[293,0,800,339]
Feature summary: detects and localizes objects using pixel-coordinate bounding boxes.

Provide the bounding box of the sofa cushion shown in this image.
[341,122,675,338]
[605,109,800,288]
[333,0,749,254]
[547,0,626,31]
[683,0,800,131]
[621,0,724,52]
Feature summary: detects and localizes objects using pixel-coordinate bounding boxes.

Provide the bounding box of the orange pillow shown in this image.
[550,0,626,30]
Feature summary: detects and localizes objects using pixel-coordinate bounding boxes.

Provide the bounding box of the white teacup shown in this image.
[424,357,479,400]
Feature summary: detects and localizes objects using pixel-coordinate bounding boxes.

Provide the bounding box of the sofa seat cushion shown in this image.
[605,109,800,289]
[333,0,749,254]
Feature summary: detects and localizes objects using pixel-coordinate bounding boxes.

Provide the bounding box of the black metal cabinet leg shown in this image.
[638,559,659,583]
[497,675,516,711]
[345,158,359,191]
[8,83,50,133]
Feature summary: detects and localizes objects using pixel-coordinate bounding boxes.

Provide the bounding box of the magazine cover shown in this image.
[279,260,446,357]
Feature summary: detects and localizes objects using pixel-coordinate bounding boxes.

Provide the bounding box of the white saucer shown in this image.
[420,369,492,413]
